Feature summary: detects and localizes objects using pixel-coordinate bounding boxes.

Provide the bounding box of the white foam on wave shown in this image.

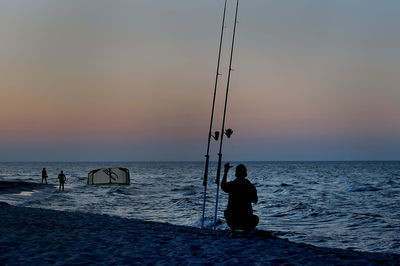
[194,216,224,229]
[17,187,55,207]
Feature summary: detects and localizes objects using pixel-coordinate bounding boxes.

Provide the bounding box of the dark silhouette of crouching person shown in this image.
[221,163,259,236]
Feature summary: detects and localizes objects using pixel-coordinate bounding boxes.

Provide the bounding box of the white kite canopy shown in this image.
[87,168,130,185]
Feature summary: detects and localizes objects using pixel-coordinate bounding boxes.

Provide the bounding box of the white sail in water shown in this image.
[87,168,130,185]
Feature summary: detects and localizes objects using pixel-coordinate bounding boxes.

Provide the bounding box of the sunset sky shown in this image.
[1,0,400,161]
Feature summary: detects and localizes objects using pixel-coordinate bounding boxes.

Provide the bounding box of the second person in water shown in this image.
[58,170,67,191]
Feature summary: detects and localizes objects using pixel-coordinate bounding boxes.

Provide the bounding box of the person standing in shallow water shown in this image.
[41,168,48,184]
[221,163,259,236]
[58,170,66,191]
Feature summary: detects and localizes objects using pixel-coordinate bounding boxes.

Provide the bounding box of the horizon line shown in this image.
[1,160,399,163]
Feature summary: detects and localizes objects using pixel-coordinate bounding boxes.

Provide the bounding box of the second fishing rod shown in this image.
[213,0,239,231]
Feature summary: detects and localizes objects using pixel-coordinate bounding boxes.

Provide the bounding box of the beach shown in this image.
[1,202,399,265]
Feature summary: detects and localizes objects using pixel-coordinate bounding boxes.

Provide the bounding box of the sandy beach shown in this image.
[0,202,398,265]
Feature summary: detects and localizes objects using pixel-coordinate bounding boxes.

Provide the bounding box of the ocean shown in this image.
[0,161,399,254]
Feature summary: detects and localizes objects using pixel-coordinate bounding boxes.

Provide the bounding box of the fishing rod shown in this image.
[201,0,228,230]
[213,0,239,231]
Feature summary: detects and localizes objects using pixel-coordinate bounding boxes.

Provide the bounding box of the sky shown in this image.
[1,0,400,161]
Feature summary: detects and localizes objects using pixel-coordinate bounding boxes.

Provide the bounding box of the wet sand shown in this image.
[0,181,54,194]
[0,203,398,265]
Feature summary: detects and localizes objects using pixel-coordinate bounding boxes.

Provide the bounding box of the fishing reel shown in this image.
[211,128,233,141]
[211,131,220,141]
[225,128,233,138]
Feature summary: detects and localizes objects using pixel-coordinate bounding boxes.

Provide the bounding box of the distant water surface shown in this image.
[0,161,399,254]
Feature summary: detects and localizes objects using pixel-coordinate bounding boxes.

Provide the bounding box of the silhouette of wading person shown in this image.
[58,170,66,191]
[221,163,259,236]
[42,168,48,184]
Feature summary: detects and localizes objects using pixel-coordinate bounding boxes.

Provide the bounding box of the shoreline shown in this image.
[0,181,55,194]
[0,203,398,265]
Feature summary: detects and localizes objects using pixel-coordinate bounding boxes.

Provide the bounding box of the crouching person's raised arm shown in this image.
[221,163,233,192]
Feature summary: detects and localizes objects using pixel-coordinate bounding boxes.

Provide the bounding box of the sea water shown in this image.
[0,161,399,254]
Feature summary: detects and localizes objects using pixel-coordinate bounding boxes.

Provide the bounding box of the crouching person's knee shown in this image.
[224,210,235,229]
[252,215,259,229]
